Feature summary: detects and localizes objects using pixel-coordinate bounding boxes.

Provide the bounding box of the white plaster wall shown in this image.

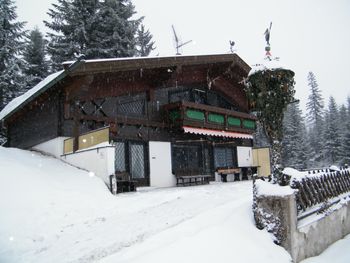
[292,200,350,262]
[32,137,69,158]
[61,146,115,186]
[149,141,176,187]
[237,146,253,167]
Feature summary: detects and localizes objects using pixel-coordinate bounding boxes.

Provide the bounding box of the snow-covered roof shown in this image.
[63,53,251,76]
[0,70,65,121]
[0,53,250,122]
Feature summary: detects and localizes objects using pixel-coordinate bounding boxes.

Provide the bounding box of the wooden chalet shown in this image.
[0,53,258,191]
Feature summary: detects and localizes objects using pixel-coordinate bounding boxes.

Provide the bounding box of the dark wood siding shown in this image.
[8,91,60,149]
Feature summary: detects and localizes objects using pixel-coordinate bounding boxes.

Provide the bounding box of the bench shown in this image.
[175,170,211,187]
[109,172,137,194]
[217,168,241,182]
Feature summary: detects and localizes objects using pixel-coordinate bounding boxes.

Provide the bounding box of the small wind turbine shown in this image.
[172,25,192,55]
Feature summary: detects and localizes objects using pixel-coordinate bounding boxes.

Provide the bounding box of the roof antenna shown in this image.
[172,25,192,55]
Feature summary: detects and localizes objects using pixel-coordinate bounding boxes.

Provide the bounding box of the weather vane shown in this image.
[264,22,272,57]
[229,40,235,53]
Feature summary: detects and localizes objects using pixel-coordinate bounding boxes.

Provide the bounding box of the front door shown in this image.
[115,141,149,187]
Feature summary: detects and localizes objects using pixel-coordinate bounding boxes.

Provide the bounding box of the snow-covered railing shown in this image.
[289,167,350,216]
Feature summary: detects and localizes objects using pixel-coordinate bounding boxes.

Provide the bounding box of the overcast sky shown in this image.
[16,0,350,112]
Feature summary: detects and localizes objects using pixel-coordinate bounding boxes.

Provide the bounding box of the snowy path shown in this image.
[1,147,349,263]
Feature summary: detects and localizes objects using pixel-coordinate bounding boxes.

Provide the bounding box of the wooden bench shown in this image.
[175,171,211,187]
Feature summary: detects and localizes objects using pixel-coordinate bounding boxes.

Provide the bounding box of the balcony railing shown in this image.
[163,101,257,134]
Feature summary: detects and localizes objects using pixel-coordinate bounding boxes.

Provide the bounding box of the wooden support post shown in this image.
[73,106,79,152]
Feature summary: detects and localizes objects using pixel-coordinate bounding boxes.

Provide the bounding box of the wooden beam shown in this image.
[76,114,166,128]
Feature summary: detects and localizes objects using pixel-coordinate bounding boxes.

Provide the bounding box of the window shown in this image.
[115,142,126,172]
[117,100,145,116]
[214,146,236,169]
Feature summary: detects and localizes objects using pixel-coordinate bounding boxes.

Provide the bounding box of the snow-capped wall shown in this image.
[61,146,115,186]
[254,181,350,262]
[32,137,69,158]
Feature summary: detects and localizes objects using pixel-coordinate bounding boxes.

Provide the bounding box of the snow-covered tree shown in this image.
[91,0,141,58]
[0,0,26,111]
[282,102,309,169]
[45,0,144,71]
[306,72,324,166]
[45,0,99,71]
[245,62,295,185]
[323,96,342,165]
[135,24,155,57]
[23,28,48,90]
[339,97,350,166]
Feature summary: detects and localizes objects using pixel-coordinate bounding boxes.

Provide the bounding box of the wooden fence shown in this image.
[290,168,350,215]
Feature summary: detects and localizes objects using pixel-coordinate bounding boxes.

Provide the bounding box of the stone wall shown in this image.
[255,185,350,262]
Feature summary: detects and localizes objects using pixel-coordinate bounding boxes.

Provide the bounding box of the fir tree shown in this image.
[91,0,141,58]
[323,96,342,165]
[0,0,26,111]
[135,24,155,57]
[23,28,48,90]
[45,0,99,71]
[45,0,144,71]
[282,102,309,170]
[306,72,324,166]
[340,97,350,166]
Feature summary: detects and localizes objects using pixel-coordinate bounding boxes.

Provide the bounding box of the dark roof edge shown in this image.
[63,53,251,76]
[0,60,85,122]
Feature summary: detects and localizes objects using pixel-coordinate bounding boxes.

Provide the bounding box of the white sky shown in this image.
[16,0,350,112]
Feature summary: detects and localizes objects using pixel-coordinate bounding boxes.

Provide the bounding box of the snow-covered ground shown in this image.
[0,146,349,263]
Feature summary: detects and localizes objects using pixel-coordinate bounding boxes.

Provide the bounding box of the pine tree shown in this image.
[282,102,309,170]
[23,28,48,90]
[0,0,26,111]
[306,72,324,166]
[91,0,141,58]
[323,96,342,165]
[135,24,155,57]
[45,0,144,71]
[45,0,99,71]
[340,97,350,166]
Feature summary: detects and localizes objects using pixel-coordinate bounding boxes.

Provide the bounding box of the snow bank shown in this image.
[255,179,295,197]
[0,70,64,121]
[0,146,292,263]
[0,146,114,263]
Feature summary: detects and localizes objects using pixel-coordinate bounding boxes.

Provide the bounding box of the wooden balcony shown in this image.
[163,101,257,134]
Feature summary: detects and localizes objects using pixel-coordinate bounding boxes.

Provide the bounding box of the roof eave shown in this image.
[1,60,85,122]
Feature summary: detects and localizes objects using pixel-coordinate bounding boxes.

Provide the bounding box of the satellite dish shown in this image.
[172,25,192,55]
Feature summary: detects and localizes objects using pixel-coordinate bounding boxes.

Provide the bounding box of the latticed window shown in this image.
[115,142,126,172]
[117,100,145,116]
[214,146,236,168]
[129,143,145,179]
